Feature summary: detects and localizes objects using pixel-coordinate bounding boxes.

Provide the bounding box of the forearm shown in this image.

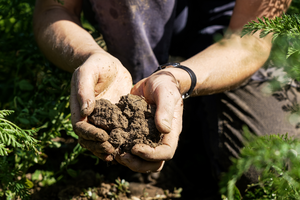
[166,0,291,97]
[170,31,273,96]
[33,1,106,72]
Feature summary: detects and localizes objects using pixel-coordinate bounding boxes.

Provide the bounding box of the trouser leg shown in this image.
[214,80,300,191]
[175,79,300,197]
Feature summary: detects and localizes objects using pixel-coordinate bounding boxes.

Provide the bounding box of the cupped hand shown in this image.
[115,70,184,173]
[70,53,132,161]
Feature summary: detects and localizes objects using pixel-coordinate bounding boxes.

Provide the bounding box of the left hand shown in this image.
[115,70,184,173]
[70,53,133,162]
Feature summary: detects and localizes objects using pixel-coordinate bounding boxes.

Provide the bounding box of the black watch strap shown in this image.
[153,62,197,99]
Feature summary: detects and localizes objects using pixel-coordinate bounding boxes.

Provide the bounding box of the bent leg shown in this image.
[216,80,300,191]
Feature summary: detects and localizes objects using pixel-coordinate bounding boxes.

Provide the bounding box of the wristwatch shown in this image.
[153,62,197,99]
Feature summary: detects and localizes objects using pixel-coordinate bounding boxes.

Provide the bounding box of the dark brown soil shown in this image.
[88,94,162,153]
[28,96,223,200]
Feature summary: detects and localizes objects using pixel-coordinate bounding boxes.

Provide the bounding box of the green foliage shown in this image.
[220,130,300,200]
[0,0,95,199]
[2,0,300,199]
[0,110,39,200]
[241,14,300,63]
[59,143,90,179]
[287,0,300,15]
[0,110,39,156]
[241,14,300,95]
[241,14,300,42]
[221,3,300,198]
[114,178,131,195]
[0,0,73,127]
[107,178,131,200]
[83,187,100,200]
[0,159,31,200]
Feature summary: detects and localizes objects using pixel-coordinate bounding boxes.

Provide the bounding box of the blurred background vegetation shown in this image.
[0,0,98,199]
[220,1,300,199]
[1,0,300,199]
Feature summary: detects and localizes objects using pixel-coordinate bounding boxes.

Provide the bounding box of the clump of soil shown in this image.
[88,94,162,153]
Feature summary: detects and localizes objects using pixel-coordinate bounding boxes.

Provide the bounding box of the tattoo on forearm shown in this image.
[262,0,292,18]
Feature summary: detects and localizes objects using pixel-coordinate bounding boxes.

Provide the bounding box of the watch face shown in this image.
[160,62,180,69]
[153,62,180,73]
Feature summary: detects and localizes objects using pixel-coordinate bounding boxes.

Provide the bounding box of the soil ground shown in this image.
[30,148,220,200]
[30,97,221,200]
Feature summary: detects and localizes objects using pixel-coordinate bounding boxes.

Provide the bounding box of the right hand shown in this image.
[116,69,184,173]
[70,53,132,161]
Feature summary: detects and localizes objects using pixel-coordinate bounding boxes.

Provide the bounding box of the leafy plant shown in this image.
[0,110,39,155]
[84,187,100,200]
[0,110,40,200]
[241,14,300,83]
[0,0,99,199]
[221,3,300,198]
[107,178,131,199]
[220,130,300,200]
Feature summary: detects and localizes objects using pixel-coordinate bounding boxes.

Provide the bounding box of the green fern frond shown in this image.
[0,110,14,119]
[287,47,300,59]
[220,132,300,200]
[241,14,300,41]
[0,144,8,156]
[0,110,39,156]
[241,14,300,82]
[0,159,31,200]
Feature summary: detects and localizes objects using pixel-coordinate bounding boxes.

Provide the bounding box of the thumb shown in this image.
[131,78,146,97]
[72,67,96,116]
[153,83,181,134]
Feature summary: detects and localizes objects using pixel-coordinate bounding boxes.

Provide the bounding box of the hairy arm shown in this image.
[166,0,292,96]
[33,0,108,72]
[34,0,132,162]
[126,0,292,173]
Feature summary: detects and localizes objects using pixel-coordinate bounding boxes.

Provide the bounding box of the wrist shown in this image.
[154,63,197,99]
[85,52,121,71]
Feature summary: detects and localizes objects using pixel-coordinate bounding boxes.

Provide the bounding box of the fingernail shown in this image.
[81,102,88,116]
[106,155,114,162]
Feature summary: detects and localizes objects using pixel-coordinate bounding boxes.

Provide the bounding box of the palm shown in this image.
[94,64,132,104]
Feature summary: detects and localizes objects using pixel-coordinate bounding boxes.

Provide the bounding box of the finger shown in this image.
[73,66,96,116]
[132,102,183,161]
[155,94,182,134]
[152,73,182,134]
[73,121,109,142]
[78,137,115,155]
[93,152,114,162]
[70,72,85,124]
[115,153,165,173]
[131,132,179,161]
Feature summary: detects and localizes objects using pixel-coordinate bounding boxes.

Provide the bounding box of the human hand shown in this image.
[70,53,132,161]
[115,69,185,173]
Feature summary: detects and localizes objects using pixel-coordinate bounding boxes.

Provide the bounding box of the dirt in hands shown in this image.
[88,94,162,154]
